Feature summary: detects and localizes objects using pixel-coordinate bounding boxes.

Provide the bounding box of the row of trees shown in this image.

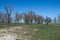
[0,5,60,25]
[14,10,52,25]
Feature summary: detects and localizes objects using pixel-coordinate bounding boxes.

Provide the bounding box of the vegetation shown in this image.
[0,24,60,40]
[0,5,60,25]
[20,24,60,40]
[0,5,60,40]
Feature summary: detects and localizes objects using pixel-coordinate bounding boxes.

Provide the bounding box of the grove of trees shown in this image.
[0,5,60,25]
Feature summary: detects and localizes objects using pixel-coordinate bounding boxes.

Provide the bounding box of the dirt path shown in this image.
[0,26,33,40]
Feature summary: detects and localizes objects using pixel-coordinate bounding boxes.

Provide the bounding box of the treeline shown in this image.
[0,5,60,25]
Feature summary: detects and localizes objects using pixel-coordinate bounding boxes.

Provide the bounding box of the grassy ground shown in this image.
[0,24,60,40]
[20,24,60,40]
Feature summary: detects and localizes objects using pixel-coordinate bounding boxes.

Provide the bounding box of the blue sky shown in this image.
[0,0,60,18]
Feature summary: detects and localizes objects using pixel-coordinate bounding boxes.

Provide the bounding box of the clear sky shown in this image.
[0,0,60,18]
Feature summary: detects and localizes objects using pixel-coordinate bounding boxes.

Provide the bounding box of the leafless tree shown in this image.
[0,12,4,24]
[33,13,38,24]
[57,14,60,24]
[4,5,13,24]
[23,10,35,24]
[27,10,34,24]
[37,15,44,24]
[33,14,44,24]
[14,12,23,23]
[23,12,29,24]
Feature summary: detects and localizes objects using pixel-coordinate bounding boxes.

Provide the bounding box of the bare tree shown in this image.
[23,12,29,24]
[0,12,9,24]
[23,10,35,24]
[4,5,13,24]
[0,12,4,24]
[33,13,38,24]
[33,14,44,24]
[27,10,34,24]
[37,15,44,24]
[57,14,60,24]
[14,12,23,23]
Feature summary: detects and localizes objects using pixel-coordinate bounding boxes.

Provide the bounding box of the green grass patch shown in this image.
[21,24,60,40]
[0,24,60,40]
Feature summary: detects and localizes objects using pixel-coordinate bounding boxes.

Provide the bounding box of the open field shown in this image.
[20,24,60,40]
[0,24,60,40]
